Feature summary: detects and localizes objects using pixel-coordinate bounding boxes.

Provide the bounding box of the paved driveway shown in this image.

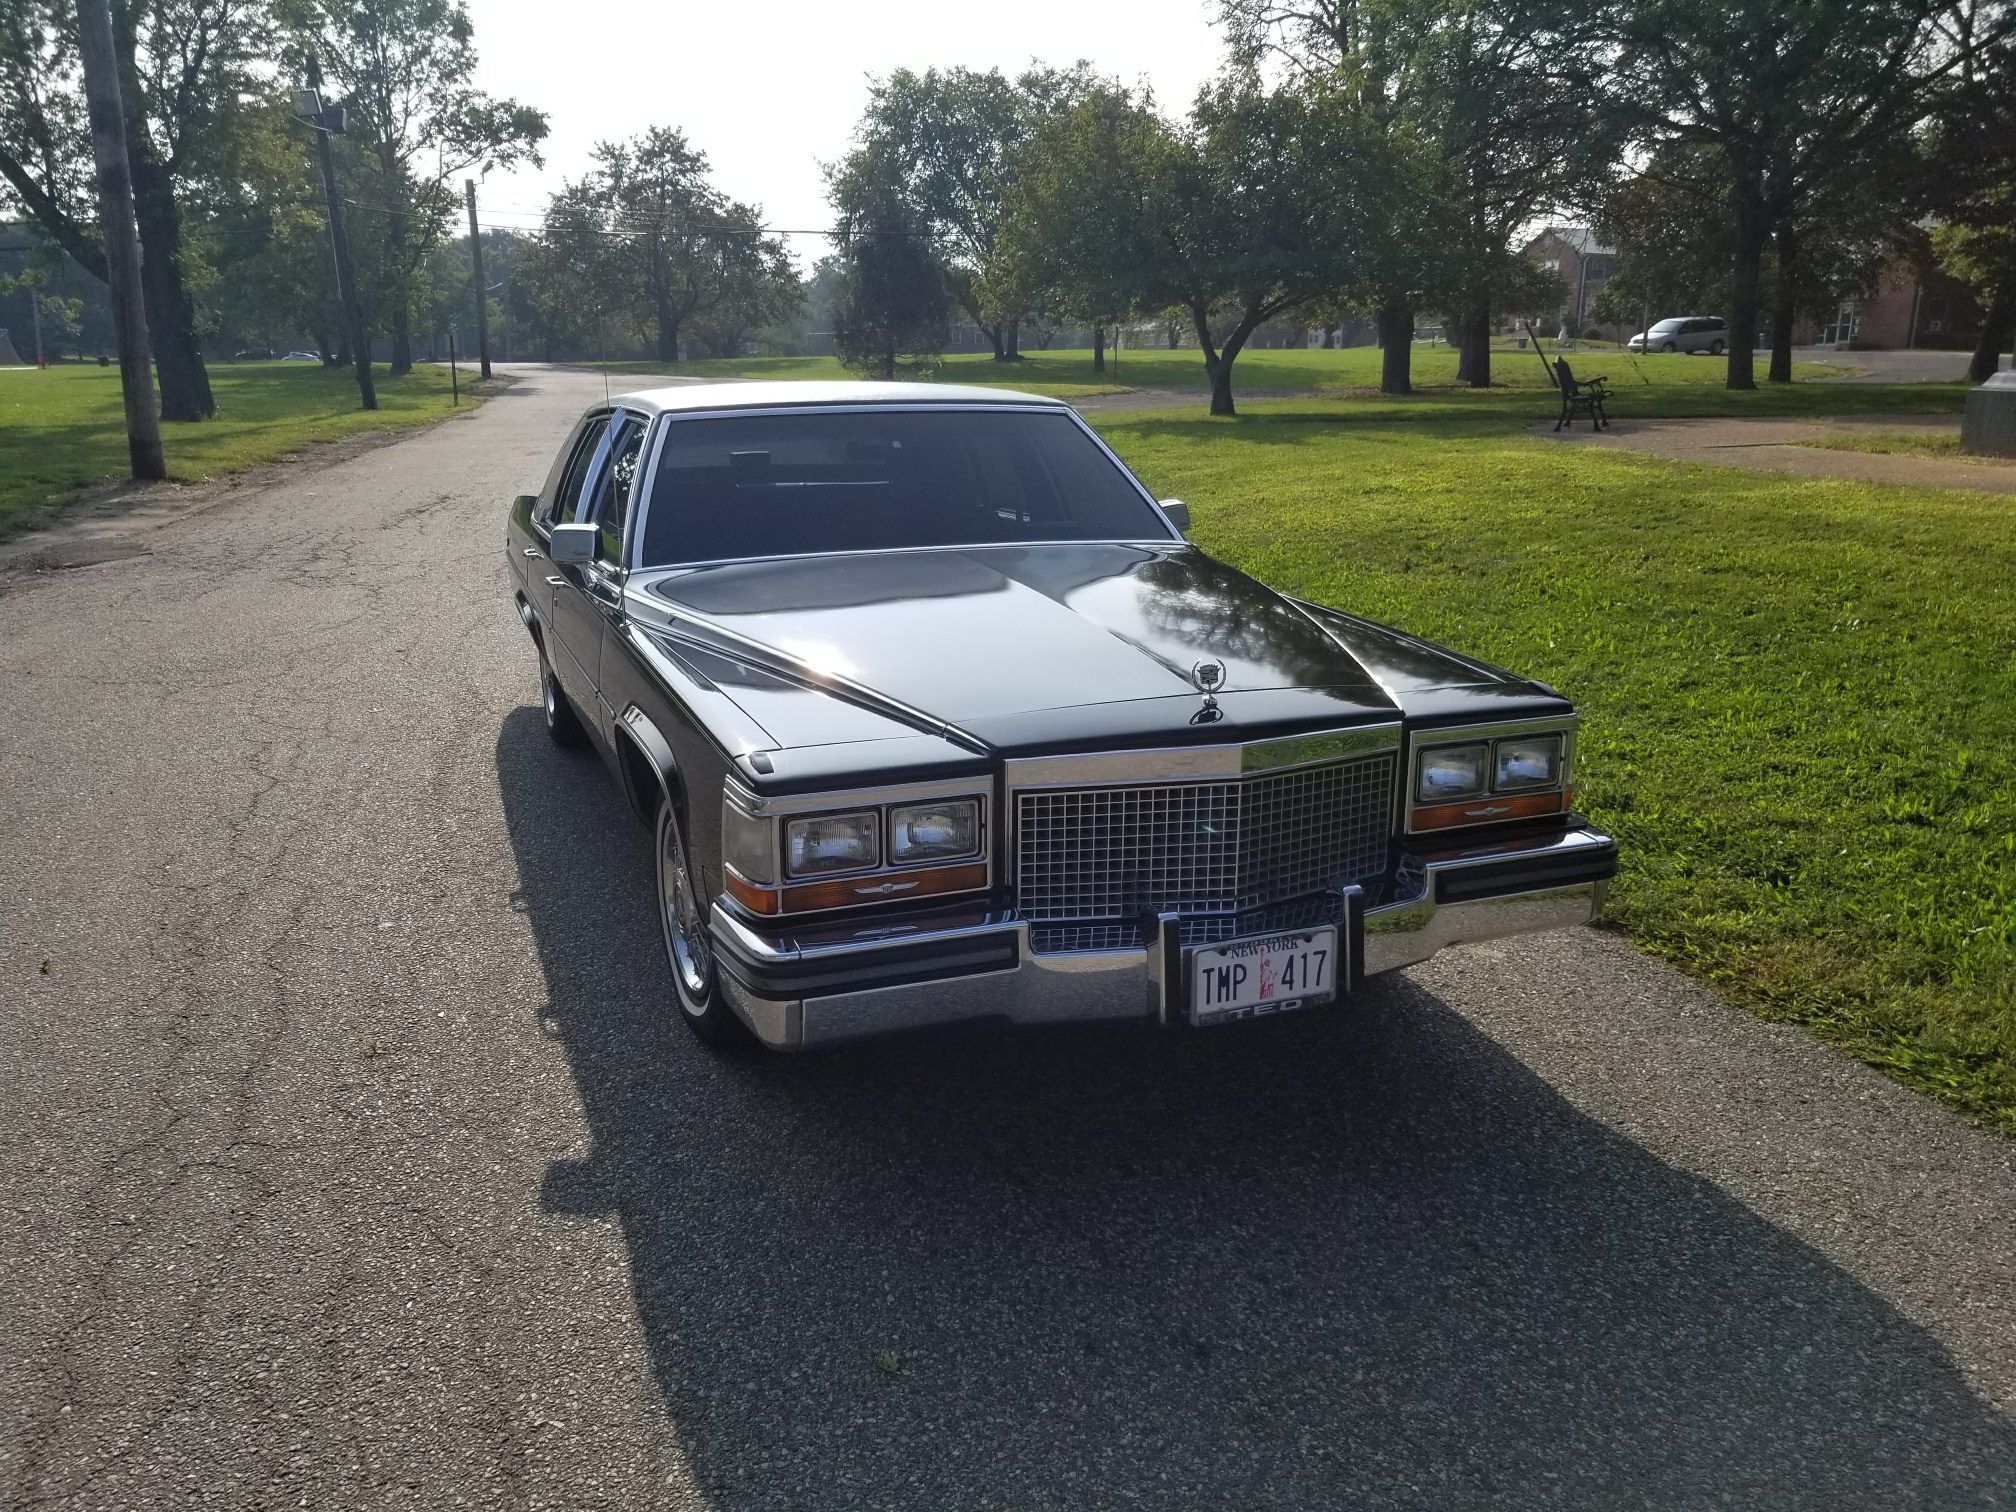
[3,368,2014,1510]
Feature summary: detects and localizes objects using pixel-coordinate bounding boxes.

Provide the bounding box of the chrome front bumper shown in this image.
[710,825,1616,1051]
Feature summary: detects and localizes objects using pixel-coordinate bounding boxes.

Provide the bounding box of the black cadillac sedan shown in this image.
[507,382,1617,1051]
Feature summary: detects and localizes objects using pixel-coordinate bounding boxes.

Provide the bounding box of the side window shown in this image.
[582,414,648,562]
[544,415,611,530]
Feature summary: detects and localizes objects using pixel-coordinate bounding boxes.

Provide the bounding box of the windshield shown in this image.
[1650,319,1686,333]
[634,408,1172,567]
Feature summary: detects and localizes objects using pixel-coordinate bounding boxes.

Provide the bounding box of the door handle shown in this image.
[545,576,567,586]
[523,547,541,557]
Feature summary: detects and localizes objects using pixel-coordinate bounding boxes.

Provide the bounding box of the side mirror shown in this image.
[513,493,538,511]
[549,522,597,563]
[1158,499,1191,532]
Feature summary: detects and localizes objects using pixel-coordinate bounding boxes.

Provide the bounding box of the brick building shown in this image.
[1522,226,1616,330]
[1806,259,1986,349]
[1524,220,1987,350]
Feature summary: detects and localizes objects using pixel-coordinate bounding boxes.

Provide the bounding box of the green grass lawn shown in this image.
[602,343,1842,399]
[1087,393,2016,1132]
[0,362,471,541]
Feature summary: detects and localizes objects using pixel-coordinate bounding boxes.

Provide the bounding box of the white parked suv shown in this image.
[1628,317,1728,355]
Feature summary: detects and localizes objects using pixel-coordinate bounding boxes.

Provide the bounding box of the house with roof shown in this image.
[1522,226,1616,331]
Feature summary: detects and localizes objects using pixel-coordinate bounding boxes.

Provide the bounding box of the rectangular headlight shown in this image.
[889,800,980,865]
[1417,744,1488,802]
[1494,735,1562,790]
[785,811,879,877]
[722,798,774,884]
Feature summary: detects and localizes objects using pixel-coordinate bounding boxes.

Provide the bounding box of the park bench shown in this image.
[1553,357,1611,431]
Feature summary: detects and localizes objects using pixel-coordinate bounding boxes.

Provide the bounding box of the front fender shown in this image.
[614,704,678,827]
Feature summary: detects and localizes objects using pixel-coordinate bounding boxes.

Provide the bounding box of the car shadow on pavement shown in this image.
[497,708,2016,1510]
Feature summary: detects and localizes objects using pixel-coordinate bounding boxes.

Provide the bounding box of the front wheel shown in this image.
[1660,341,1678,354]
[1709,339,1726,356]
[541,652,587,748]
[656,797,746,1047]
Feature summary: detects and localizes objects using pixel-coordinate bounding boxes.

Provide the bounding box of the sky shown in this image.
[460,0,1227,268]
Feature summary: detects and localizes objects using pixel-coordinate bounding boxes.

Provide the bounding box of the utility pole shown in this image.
[30,279,44,366]
[75,0,164,479]
[299,56,375,410]
[465,179,491,379]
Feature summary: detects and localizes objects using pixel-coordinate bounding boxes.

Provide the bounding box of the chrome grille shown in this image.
[1015,752,1395,924]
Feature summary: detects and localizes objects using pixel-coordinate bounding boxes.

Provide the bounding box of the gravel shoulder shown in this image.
[3,366,2013,1510]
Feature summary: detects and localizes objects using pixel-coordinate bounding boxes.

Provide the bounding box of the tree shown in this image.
[830,177,948,377]
[1615,0,1999,389]
[1593,143,1737,334]
[282,0,544,374]
[1920,1,2016,381]
[1219,0,1613,389]
[992,84,1147,372]
[529,127,796,364]
[831,64,1105,361]
[1002,80,1380,414]
[0,0,270,417]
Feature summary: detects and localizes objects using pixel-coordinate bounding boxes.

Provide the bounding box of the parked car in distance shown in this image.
[507,383,1618,1052]
[231,347,274,361]
[281,350,321,362]
[1628,317,1727,355]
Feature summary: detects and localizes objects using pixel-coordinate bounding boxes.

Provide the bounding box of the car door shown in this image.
[548,409,648,739]
[512,413,599,614]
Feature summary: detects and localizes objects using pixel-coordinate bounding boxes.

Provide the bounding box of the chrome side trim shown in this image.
[1003,722,1402,788]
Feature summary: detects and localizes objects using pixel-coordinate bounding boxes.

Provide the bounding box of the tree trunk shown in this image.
[1377,303,1413,395]
[131,164,213,419]
[1092,325,1105,374]
[77,0,163,478]
[982,324,1005,359]
[655,291,677,363]
[1004,319,1021,360]
[385,201,412,376]
[1725,182,1766,391]
[1768,218,1797,384]
[110,10,211,422]
[1459,305,1491,388]
[1967,289,2013,383]
[1322,325,1335,349]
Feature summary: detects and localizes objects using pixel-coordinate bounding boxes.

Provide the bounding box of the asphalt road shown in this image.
[4,366,2015,1511]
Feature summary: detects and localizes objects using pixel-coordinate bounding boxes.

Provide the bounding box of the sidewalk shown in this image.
[1540,414,2016,495]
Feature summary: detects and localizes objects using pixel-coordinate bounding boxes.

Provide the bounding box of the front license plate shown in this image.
[1189,928,1338,1027]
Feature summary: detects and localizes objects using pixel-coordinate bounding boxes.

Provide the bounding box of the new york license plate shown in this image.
[1189,928,1338,1027]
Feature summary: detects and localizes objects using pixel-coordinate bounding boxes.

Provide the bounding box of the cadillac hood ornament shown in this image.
[1190,658,1227,695]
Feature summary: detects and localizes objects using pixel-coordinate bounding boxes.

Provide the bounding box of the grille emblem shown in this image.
[1190,659,1226,693]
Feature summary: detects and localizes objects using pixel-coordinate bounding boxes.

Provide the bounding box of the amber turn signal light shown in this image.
[724,861,989,917]
[1411,789,1567,831]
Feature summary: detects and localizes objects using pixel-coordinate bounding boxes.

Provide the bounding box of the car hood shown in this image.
[636,544,1562,756]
